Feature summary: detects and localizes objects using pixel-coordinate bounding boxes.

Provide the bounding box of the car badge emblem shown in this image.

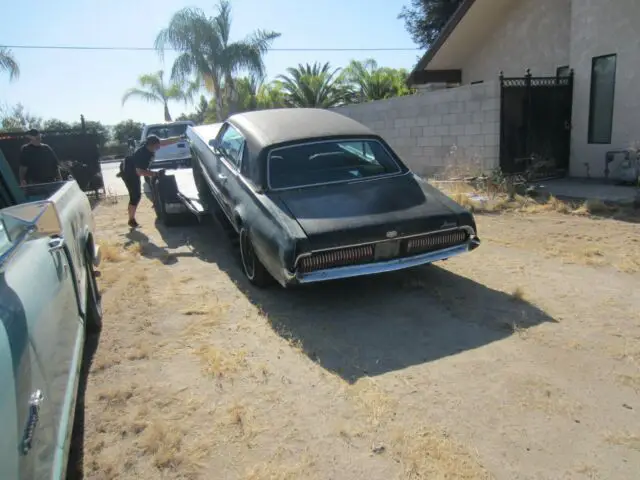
[441,221,457,229]
[386,230,398,239]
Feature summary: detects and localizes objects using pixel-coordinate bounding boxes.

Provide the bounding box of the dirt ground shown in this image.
[67,196,640,480]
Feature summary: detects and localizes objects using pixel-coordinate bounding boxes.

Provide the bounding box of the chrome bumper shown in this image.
[293,238,480,285]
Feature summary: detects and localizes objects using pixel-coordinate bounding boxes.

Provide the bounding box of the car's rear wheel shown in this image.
[239,228,270,287]
[85,257,102,333]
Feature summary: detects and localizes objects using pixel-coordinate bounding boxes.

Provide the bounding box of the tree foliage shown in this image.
[155,0,280,121]
[0,103,42,131]
[122,70,195,122]
[0,47,20,81]
[398,0,465,48]
[42,119,73,131]
[342,59,413,102]
[113,119,144,144]
[276,62,352,108]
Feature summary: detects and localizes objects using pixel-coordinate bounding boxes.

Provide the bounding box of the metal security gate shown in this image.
[499,69,574,179]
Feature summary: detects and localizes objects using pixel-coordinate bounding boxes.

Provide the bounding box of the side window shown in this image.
[218,125,245,169]
[588,54,617,144]
[240,145,251,178]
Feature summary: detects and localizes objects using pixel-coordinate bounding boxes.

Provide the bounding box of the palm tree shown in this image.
[121,70,194,121]
[234,75,285,112]
[342,59,412,102]
[155,0,280,120]
[276,62,353,108]
[0,47,20,81]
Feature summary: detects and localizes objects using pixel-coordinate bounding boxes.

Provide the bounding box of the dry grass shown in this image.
[245,451,317,480]
[513,377,581,416]
[606,433,640,452]
[392,428,491,480]
[434,178,636,220]
[99,240,127,263]
[510,286,526,302]
[194,345,248,378]
[347,377,395,427]
[617,374,640,392]
[87,381,209,478]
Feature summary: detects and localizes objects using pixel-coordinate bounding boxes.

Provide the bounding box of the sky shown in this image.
[0,0,422,126]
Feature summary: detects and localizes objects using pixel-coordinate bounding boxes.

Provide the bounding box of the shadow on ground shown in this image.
[155,218,558,384]
[66,329,101,480]
[123,226,205,265]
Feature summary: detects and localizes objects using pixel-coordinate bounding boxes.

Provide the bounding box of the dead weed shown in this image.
[392,428,490,480]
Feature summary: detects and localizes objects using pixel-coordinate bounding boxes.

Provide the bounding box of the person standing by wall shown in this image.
[18,129,62,185]
[119,134,183,228]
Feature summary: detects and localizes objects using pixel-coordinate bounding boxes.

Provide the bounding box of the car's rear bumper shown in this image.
[286,237,480,285]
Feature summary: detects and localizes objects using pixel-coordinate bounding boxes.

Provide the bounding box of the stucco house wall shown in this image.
[334,82,500,177]
[568,0,640,177]
[462,0,571,83]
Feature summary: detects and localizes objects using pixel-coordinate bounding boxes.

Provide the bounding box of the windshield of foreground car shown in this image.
[268,139,401,190]
[145,124,190,139]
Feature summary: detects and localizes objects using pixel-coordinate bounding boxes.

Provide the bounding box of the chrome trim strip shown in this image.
[293,226,475,268]
[296,240,479,284]
[266,137,404,192]
[93,245,101,267]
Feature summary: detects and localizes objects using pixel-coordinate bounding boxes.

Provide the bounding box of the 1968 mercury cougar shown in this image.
[186,108,481,288]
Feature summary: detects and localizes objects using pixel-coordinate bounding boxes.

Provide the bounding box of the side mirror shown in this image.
[1,200,63,240]
[208,138,219,149]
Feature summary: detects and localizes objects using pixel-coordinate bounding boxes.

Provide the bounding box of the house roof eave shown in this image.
[407,0,477,86]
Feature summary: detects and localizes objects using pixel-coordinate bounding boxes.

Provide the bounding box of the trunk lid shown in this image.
[273,174,461,250]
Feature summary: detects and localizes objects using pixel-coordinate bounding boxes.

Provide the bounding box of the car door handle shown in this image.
[49,237,69,276]
[218,174,228,182]
[21,390,44,455]
[48,236,65,252]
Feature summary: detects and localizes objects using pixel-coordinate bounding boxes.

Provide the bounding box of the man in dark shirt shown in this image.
[19,129,62,185]
[120,133,184,228]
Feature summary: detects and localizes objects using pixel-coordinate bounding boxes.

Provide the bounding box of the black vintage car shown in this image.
[186,108,480,288]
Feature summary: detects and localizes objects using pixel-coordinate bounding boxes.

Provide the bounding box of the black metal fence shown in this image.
[499,69,574,179]
[0,129,104,192]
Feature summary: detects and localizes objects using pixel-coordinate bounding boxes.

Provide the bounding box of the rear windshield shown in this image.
[145,124,190,139]
[268,139,401,190]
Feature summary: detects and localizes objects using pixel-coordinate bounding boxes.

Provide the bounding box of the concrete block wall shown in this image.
[333,81,501,177]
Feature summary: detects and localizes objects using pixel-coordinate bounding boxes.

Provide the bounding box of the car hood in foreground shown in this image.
[272,174,469,250]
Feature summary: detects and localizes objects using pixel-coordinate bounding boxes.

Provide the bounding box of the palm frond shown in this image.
[121,88,162,106]
[0,47,20,81]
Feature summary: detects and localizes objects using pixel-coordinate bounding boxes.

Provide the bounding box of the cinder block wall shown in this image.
[333,81,501,177]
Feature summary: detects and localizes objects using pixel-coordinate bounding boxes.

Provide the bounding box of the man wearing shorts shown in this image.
[120,134,183,228]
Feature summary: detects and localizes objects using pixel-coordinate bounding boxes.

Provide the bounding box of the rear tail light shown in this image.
[298,245,374,273]
[406,230,468,254]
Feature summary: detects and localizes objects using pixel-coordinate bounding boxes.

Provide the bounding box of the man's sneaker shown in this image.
[128,219,140,229]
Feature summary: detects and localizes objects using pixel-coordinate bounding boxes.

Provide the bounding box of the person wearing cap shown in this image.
[19,129,62,185]
[120,133,184,228]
